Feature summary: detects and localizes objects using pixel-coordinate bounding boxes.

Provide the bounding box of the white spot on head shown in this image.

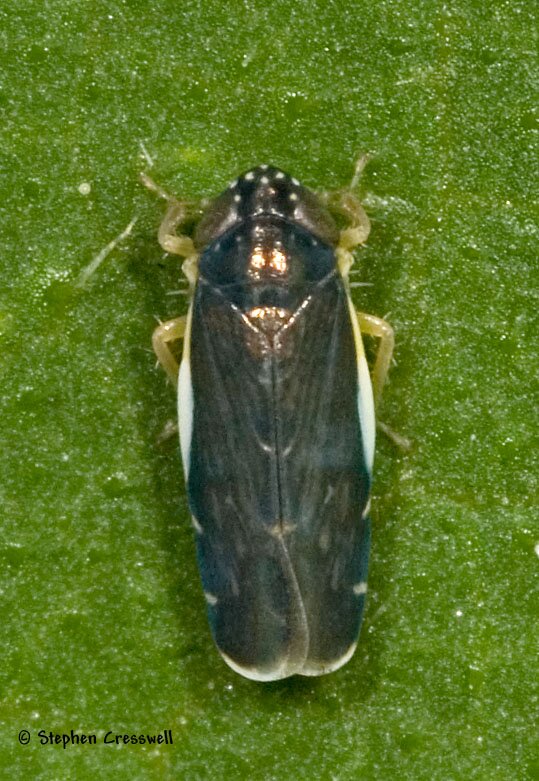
[361,498,371,519]
[259,164,269,170]
[229,179,238,189]
[275,171,285,180]
[310,237,318,246]
[260,175,269,184]
[233,193,241,202]
[353,581,367,596]
[291,177,300,186]
[204,592,218,606]
[191,516,203,534]
[244,171,255,181]
[289,192,298,202]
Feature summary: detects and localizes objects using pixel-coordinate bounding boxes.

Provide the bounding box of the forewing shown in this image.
[185,271,372,679]
[274,275,372,674]
[186,278,308,680]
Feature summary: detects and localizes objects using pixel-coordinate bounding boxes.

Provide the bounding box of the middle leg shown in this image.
[152,316,187,386]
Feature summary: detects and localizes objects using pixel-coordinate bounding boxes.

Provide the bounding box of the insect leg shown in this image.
[356,313,410,449]
[152,316,187,386]
[319,155,372,253]
[333,190,371,251]
[356,312,394,407]
[140,173,199,258]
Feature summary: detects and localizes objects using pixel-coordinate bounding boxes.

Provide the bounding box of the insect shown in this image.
[143,160,394,681]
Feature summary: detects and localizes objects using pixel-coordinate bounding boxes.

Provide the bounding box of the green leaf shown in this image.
[1,1,536,779]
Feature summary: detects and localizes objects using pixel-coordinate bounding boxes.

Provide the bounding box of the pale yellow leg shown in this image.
[358,311,411,450]
[157,202,197,257]
[321,158,394,406]
[143,174,197,385]
[356,312,394,407]
[324,159,408,448]
[140,173,198,258]
[319,154,372,252]
[152,316,187,387]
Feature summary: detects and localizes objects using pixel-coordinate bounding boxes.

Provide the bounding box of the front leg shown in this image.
[140,173,200,271]
[322,157,393,403]
[319,155,372,255]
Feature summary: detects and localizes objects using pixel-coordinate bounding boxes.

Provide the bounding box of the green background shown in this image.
[1,1,537,778]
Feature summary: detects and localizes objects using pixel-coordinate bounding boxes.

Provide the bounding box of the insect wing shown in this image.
[182,270,372,680]
[274,277,372,676]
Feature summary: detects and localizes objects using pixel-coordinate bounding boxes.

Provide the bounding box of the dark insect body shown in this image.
[146,163,393,681]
